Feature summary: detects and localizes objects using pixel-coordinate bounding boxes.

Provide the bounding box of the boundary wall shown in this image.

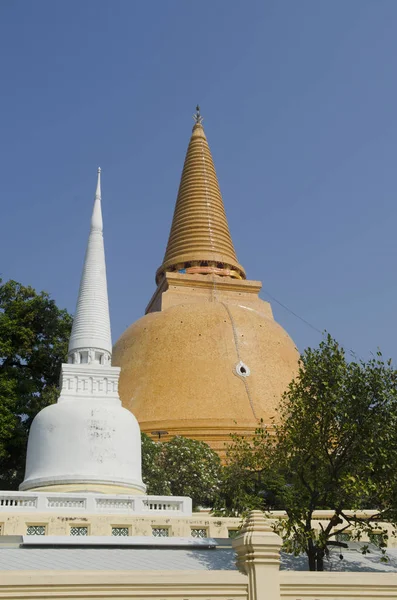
[0,511,396,600]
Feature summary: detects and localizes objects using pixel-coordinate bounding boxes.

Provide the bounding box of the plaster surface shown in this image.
[20,399,145,493]
[113,274,298,453]
[68,168,112,359]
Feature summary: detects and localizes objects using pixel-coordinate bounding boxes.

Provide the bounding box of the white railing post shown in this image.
[36,494,47,511]
[134,496,144,513]
[232,510,282,600]
[85,494,96,512]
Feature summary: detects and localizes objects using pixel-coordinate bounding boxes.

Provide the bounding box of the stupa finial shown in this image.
[193,104,203,125]
[91,167,103,231]
[96,166,101,193]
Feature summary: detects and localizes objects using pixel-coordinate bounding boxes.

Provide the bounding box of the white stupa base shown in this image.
[0,490,192,516]
[19,476,146,496]
[21,393,146,496]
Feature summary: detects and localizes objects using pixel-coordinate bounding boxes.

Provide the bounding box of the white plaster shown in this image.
[68,167,112,360]
[20,169,145,495]
[20,398,145,493]
[59,364,121,403]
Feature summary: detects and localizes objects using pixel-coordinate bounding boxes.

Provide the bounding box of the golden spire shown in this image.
[155,107,246,284]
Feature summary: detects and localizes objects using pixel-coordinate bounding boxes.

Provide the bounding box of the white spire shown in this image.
[68,168,112,364]
[91,167,103,231]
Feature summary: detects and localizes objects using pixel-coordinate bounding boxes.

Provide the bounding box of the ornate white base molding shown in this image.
[59,363,121,403]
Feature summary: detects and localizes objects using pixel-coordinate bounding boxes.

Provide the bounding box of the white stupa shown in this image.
[20,169,146,495]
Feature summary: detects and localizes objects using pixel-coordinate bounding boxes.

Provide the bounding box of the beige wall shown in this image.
[281,572,397,599]
[0,571,249,599]
[1,510,395,548]
[0,512,242,537]
[1,569,396,600]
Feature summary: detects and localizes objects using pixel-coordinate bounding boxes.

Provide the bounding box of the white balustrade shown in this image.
[0,491,192,516]
[47,498,86,509]
[141,499,184,512]
[95,498,134,511]
[0,496,37,509]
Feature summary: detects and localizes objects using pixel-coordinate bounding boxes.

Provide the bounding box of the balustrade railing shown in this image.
[0,496,37,508]
[0,492,192,515]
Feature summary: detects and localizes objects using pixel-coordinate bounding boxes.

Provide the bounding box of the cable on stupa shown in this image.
[191,106,257,416]
[221,301,259,421]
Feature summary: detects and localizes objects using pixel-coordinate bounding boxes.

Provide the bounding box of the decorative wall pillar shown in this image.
[232,510,282,600]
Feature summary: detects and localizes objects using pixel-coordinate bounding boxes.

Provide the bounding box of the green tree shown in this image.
[141,433,171,495]
[219,335,397,571]
[142,435,221,509]
[0,279,72,488]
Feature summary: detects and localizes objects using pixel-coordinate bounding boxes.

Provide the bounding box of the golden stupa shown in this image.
[113,108,299,453]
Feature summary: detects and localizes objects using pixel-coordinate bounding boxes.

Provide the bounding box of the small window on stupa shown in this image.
[235,361,250,377]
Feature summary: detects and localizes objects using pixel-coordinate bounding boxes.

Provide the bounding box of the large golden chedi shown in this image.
[113,110,298,453]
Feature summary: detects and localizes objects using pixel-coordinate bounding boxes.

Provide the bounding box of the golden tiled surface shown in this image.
[113,276,298,453]
[155,122,245,284]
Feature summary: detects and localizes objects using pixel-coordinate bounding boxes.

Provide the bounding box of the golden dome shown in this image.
[156,114,246,284]
[113,293,298,453]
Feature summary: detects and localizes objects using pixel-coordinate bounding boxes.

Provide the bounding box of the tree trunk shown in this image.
[307,550,316,571]
[316,548,325,571]
[307,546,325,571]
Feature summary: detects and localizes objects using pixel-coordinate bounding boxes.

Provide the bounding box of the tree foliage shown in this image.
[218,335,397,570]
[142,434,221,509]
[141,433,168,495]
[0,279,72,488]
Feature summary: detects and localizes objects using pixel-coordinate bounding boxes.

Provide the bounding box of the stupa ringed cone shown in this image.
[156,122,246,284]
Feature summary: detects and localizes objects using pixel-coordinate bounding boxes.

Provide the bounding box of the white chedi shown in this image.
[20,169,145,494]
[20,389,145,493]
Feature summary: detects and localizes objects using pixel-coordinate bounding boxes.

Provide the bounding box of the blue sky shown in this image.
[1,0,397,360]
